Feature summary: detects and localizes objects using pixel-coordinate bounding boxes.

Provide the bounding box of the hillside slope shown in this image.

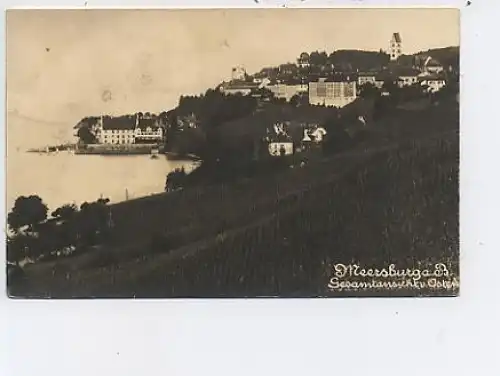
[10,98,459,298]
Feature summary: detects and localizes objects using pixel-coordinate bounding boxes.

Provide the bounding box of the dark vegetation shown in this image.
[6,196,113,285]
[326,49,390,72]
[163,89,258,157]
[8,85,459,298]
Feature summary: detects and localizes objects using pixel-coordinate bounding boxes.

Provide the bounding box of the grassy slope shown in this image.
[10,99,459,298]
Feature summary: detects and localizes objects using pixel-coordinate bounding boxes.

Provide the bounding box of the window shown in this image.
[316,83,327,98]
[343,83,354,97]
[333,83,341,98]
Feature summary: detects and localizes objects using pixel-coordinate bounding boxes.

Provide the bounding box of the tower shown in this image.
[231,66,246,81]
[389,32,402,61]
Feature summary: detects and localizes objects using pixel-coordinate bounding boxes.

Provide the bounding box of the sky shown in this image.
[6,8,459,125]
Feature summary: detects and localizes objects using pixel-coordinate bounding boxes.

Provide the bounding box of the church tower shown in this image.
[389,32,402,61]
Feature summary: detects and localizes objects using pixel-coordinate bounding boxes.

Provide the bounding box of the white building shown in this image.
[268,142,294,156]
[389,32,402,61]
[357,72,378,87]
[309,77,357,108]
[219,81,261,96]
[419,75,447,93]
[134,117,164,143]
[309,127,327,142]
[94,115,163,145]
[219,75,271,96]
[298,52,310,68]
[302,126,327,143]
[231,66,247,80]
[415,55,445,74]
[267,82,308,102]
[95,116,136,145]
[424,59,445,74]
[396,68,421,87]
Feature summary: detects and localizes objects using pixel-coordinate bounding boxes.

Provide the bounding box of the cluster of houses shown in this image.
[87,32,452,152]
[264,121,329,157]
[219,32,450,109]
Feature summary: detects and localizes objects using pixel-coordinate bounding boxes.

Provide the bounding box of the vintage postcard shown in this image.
[5,8,460,298]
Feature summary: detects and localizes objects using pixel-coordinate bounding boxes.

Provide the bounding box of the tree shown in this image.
[382,80,397,94]
[77,126,97,144]
[96,198,110,205]
[51,204,78,221]
[6,232,43,266]
[399,83,426,102]
[76,198,111,246]
[373,95,394,121]
[254,87,274,102]
[359,83,380,99]
[290,94,300,108]
[322,116,354,155]
[165,167,187,192]
[290,94,309,108]
[7,195,48,233]
[310,51,328,66]
[7,235,26,266]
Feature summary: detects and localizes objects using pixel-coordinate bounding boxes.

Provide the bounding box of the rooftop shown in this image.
[102,116,135,131]
[137,118,161,131]
[419,73,447,81]
[393,32,402,43]
[426,60,444,67]
[375,72,394,81]
[222,80,260,90]
[311,75,357,83]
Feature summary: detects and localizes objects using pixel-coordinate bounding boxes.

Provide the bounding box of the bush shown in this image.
[149,233,173,254]
[6,263,25,286]
[84,249,118,270]
[322,126,354,155]
[165,167,187,192]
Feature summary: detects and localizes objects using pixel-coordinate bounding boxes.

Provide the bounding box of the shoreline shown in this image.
[163,151,202,161]
[27,143,77,153]
[26,143,201,161]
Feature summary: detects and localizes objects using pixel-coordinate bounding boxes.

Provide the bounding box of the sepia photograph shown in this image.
[5,8,460,298]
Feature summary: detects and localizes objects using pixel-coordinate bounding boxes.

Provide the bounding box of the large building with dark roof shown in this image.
[134,117,164,144]
[94,114,164,145]
[219,80,261,96]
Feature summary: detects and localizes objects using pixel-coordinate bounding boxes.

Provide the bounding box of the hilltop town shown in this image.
[219,33,453,106]
[72,33,458,160]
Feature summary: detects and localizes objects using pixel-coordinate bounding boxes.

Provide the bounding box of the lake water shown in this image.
[6,116,197,213]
